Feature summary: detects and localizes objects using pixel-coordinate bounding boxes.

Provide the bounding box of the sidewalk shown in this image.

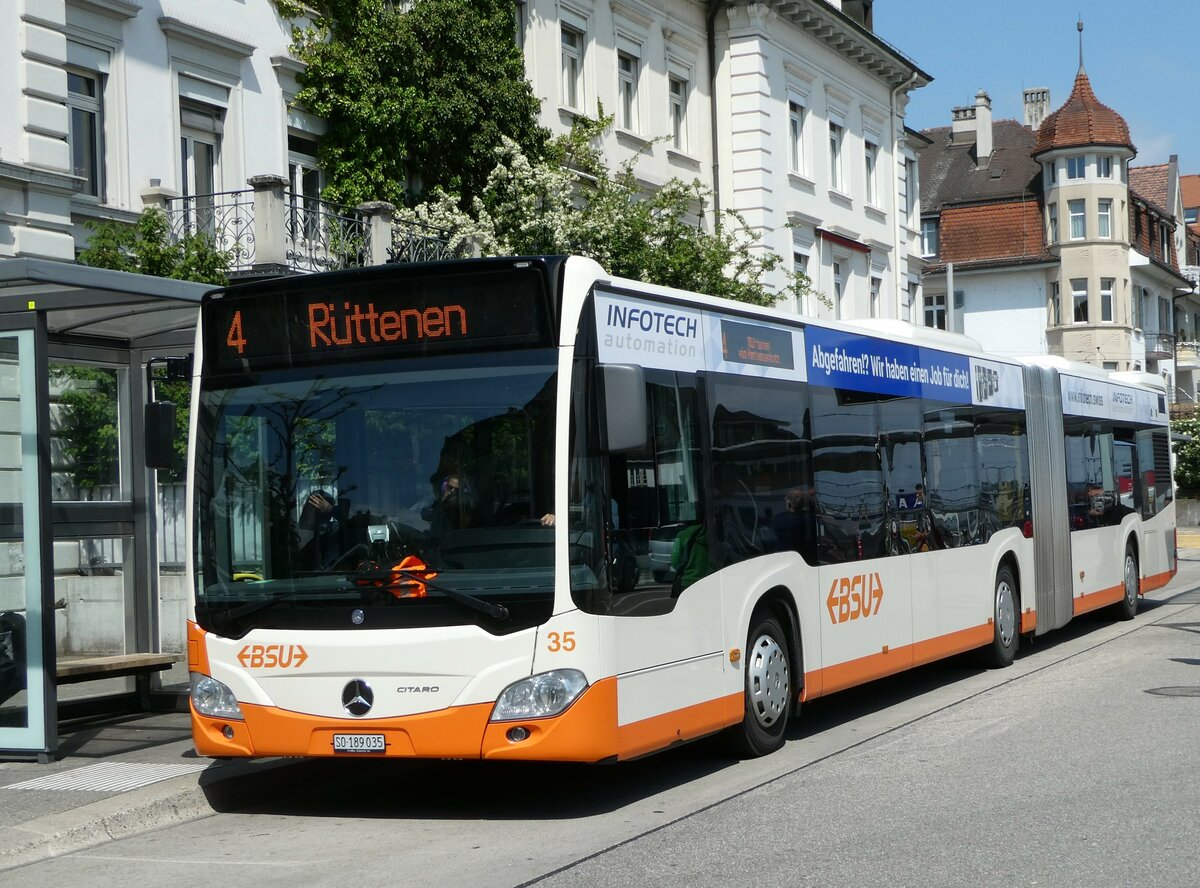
[0,708,294,872]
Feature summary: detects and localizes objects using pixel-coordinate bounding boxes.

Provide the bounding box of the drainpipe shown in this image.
[890,71,920,320]
[707,0,724,226]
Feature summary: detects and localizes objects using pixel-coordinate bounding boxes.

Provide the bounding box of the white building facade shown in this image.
[520,0,930,320]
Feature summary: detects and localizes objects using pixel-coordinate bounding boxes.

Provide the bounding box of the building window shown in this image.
[179,99,224,237]
[870,275,882,318]
[1048,203,1058,243]
[1067,156,1086,179]
[1096,198,1112,239]
[924,291,947,329]
[1045,160,1057,187]
[793,251,809,313]
[1069,199,1086,239]
[1072,278,1088,323]
[788,99,807,175]
[67,69,104,198]
[920,218,939,257]
[1186,207,1198,225]
[561,23,584,110]
[1160,222,1172,261]
[833,260,845,319]
[829,120,844,192]
[1100,278,1114,323]
[1098,155,1113,178]
[287,133,324,244]
[1160,297,1171,331]
[1102,361,1118,371]
[864,138,879,206]
[669,73,689,152]
[617,49,639,132]
[1049,281,1061,326]
[899,157,918,222]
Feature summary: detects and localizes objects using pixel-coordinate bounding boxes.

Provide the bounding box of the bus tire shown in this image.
[1116,544,1139,621]
[728,612,791,757]
[982,564,1018,668]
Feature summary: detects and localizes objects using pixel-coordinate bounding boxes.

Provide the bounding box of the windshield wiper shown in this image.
[353,566,509,621]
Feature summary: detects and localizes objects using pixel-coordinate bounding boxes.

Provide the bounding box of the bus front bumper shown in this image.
[191,677,620,762]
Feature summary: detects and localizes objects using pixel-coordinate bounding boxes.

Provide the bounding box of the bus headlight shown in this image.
[190,672,244,720]
[491,669,588,722]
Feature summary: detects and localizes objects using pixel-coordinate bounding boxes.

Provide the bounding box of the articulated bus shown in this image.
[186,256,1176,761]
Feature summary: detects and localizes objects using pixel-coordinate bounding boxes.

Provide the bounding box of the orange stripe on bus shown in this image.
[1074,584,1124,616]
[1020,610,1036,634]
[614,692,742,761]
[803,621,996,701]
[1141,569,1174,593]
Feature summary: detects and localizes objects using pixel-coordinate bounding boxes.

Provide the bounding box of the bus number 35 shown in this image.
[546,631,576,652]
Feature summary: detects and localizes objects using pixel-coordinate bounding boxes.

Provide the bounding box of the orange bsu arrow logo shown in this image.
[826,573,884,624]
[238,644,309,669]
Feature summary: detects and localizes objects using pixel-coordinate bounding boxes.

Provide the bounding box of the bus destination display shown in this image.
[205,269,551,372]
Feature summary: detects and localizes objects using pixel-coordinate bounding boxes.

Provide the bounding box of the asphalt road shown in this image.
[7,562,1200,888]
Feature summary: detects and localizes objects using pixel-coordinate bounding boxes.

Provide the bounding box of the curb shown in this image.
[0,757,296,873]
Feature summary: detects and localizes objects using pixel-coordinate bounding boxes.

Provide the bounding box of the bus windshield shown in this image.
[193,350,558,637]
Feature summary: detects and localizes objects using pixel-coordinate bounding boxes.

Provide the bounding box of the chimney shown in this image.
[950,104,976,145]
[974,90,993,163]
[1023,87,1051,129]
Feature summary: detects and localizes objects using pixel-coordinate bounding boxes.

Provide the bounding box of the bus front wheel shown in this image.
[982,565,1018,668]
[1116,544,1139,621]
[729,612,791,757]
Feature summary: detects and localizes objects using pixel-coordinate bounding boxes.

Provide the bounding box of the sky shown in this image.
[873,0,1199,169]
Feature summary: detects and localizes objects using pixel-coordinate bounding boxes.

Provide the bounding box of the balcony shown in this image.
[1143,332,1175,359]
[152,175,458,277]
[1178,340,1200,370]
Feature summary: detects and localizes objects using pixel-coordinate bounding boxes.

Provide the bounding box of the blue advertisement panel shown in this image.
[806,326,974,403]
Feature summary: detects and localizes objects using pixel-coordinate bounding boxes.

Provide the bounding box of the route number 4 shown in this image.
[546,631,576,652]
[226,310,247,354]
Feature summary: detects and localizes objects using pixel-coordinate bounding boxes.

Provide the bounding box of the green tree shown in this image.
[76,208,229,482]
[1171,415,1200,492]
[398,114,816,307]
[78,207,231,286]
[277,0,548,209]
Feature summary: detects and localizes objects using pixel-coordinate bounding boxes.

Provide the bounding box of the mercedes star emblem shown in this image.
[342,679,374,716]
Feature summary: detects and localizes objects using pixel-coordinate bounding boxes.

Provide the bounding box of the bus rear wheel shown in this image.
[982,565,1018,668]
[1115,544,1139,621]
[728,612,791,757]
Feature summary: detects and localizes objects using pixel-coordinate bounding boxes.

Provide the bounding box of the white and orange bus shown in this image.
[185,256,1176,761]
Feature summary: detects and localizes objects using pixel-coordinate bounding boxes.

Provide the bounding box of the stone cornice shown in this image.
[69,0,142,20]
[757,0,931,91]
[158,16,255,59]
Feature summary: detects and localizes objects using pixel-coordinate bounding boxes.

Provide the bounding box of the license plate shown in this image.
[332,733,386,753]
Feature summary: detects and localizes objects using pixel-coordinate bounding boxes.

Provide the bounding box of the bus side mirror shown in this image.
[599,364,647,453]
[144,401,177,470]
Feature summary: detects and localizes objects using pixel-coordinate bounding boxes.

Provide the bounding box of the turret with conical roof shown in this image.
[1033,68,1135,157]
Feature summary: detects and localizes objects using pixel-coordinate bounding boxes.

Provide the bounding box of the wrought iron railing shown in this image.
[388,219,459,263]
[284,192,371,272]
[1144,332,1176,357]
[165,190,255,270]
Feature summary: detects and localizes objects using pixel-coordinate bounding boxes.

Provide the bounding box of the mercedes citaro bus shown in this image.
[185,256,1175,761]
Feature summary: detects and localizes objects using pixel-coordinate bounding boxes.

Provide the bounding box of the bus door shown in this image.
[599,371,725,728]
[812,389,913,692]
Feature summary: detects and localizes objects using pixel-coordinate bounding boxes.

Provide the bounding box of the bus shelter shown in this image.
[0,258,208,760]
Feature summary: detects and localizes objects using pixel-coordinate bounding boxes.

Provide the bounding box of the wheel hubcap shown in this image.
[996,579,1016,647]
[748,633,789,727]
[1125,554,1137,606]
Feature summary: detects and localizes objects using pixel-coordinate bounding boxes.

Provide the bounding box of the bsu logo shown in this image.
[237,644,308,669]
[826,573,884,624]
